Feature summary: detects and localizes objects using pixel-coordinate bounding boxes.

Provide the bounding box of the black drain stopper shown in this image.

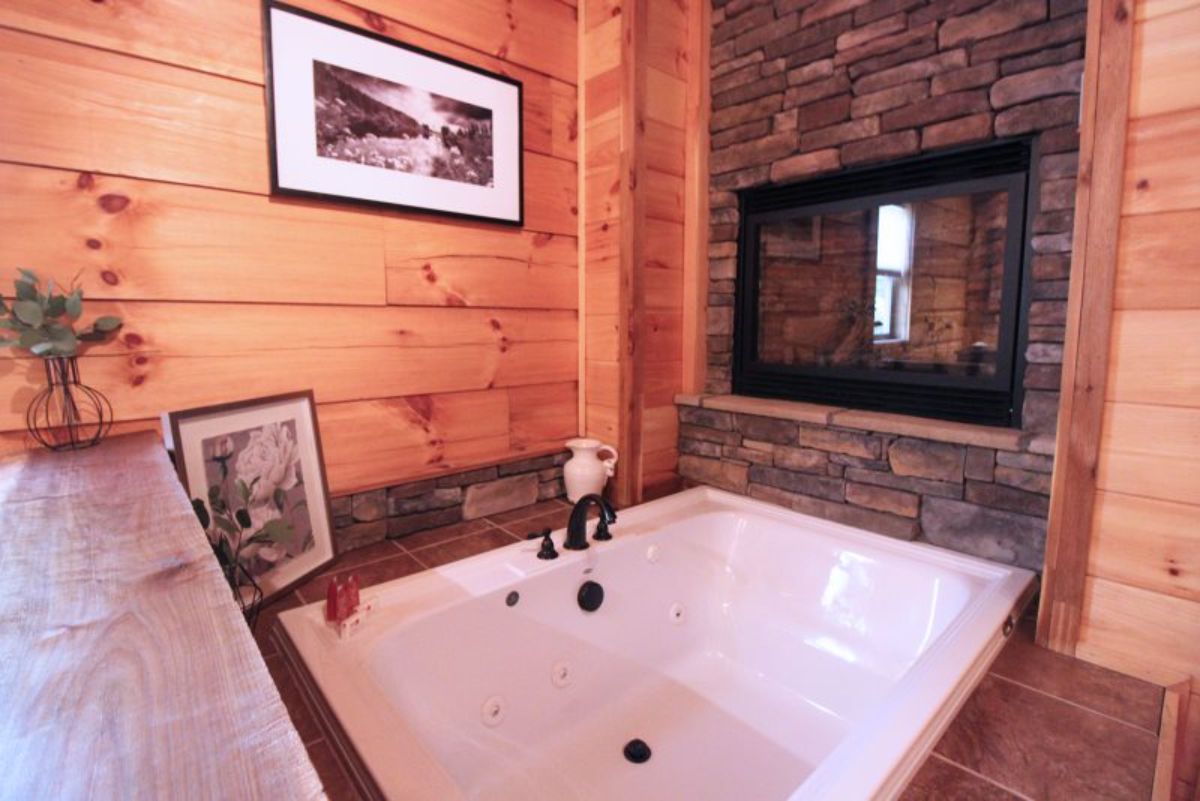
[577,580,604,612]
[623,738,651,764]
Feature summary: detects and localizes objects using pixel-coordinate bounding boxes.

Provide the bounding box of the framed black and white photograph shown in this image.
[263,1,523,225]
[168,391,335,605]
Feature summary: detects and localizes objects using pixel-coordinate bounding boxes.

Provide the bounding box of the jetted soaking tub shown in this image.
[277,486,1034,801]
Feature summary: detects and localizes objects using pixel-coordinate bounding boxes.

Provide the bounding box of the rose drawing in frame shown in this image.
[169,391,334,605]
[263,1,523,225]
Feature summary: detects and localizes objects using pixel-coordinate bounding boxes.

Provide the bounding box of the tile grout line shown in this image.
[987,670,1162,736]
[929,752,1037,801]
[400,520,509,559]
[317,542,410,581]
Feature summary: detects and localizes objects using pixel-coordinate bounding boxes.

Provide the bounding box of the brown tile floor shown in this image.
[254,499,1164,801]
[900,619,1162,800]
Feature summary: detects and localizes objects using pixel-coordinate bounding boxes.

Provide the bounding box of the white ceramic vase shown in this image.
[562,438,619,502]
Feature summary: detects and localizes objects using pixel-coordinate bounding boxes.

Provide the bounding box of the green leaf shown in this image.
[255,518,294,545]
[273,487,287,512]
[0,296,7,314]
[29,341,55,357]
[207,484,228,514]
[77,328,106,342]
[45,294,67,318]
[0,320,19,330]
[13,300,43,327]
[65,290,82,321]
[191,498,211,530]
[236,479,250,504]
[17,268,39,284]
[18,329,46,349]
[214,514,238,536]
[235,507,253,529]
[14,281,36,301]
[93,315,122,333]
[0,339,16,348]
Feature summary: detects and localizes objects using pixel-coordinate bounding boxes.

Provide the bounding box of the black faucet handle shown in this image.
[592,518,612,541]
[525,528,558,560]
[593,507,616,541]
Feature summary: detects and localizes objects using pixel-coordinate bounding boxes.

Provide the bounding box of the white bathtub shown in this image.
[278,486,1034,801]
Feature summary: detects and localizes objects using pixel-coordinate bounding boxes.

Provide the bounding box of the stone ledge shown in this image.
[675,393,1034,452]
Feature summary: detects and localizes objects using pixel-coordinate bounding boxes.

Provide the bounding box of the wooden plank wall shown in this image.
[579,0,700,505]
[1043,0,1200,794]
[0,0,581,496]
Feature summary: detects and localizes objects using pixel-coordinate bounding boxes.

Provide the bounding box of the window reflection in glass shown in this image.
[756,189,1009,378]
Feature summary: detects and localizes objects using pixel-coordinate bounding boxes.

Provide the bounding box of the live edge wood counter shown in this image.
[0,432,324,801]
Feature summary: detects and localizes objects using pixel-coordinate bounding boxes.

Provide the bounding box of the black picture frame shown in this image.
[262,0,524,226]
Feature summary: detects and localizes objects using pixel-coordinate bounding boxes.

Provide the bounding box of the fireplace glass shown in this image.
[734,141,1033,426]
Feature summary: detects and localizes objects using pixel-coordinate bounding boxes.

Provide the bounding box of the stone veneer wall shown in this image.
[705,0,1085,436]
[678,397,1051,569]
[684,0,1087,570]
[329,452,568,552]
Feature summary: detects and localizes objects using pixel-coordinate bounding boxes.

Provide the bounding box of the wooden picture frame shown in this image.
[262,0,524,226]
[168,390,335,605]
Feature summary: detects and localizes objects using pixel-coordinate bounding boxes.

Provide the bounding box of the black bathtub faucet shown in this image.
[564,494,617,551]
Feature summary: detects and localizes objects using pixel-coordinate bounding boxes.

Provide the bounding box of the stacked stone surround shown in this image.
[687,0,1086,569]
[705,0,1085,437]
[329,452,568,553]
[677,395,1052,569]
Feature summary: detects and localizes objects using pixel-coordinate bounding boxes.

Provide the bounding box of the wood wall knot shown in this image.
[123,333,143,347]
[1135,178,1150,190]
[100,269,120,285]
[85,238,103,250]
[75,172,95,190]
[404,395,434,423]
[362,11,386,32]
[98,193,130,213]
[1113,2,1129,22]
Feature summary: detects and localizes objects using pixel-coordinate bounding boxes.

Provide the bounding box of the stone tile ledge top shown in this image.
[675,393,1035,453]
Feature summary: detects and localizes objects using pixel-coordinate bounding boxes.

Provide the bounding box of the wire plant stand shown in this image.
[25,356,113,451]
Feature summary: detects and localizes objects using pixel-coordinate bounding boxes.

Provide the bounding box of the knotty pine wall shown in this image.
[1066,0,1200,793]
[0,0,581,496]
[580,0,705,505]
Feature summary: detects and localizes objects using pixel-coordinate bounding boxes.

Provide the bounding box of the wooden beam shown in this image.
[1153,681,1192,801]
[682,0,711,395]
[1037,0,1135,653]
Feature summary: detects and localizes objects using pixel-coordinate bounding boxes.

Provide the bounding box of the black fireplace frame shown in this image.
[732,138,1038,427]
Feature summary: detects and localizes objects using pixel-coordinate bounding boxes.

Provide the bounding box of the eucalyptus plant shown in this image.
[0,269,123,357]
[191,475,295,603]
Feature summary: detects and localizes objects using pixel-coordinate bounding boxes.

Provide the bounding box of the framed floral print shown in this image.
[262,0,524,225]
[168,391,334,605]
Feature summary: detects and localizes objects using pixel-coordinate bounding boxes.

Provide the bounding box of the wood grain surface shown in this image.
[0,0,582,496]
[1028,0,1200,791]
[0,432,324,800]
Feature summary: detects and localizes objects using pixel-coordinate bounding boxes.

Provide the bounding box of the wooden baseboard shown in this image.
[1154,681,1191,801]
